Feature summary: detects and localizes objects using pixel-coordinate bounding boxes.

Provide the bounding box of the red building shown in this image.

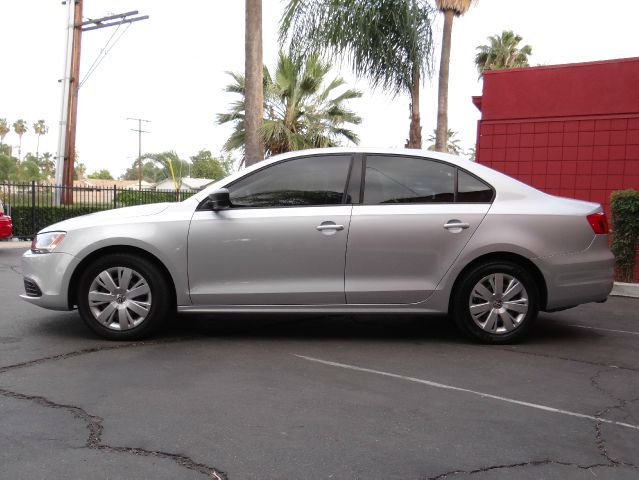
[473,57,639,281]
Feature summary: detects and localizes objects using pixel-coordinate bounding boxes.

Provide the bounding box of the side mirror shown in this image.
[207,188,231,211]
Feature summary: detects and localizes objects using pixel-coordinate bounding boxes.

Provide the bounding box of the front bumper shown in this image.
[20,250,79,310]
[534,235,615,311]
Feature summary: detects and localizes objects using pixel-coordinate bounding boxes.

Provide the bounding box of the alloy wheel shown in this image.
[468,272,529,334]
[88,267,152,331]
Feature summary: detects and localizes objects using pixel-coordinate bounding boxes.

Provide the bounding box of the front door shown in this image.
[188,154,353,305]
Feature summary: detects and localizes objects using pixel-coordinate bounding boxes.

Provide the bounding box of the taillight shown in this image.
[587,212,609,234]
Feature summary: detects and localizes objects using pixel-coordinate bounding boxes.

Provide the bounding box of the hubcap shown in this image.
[88,267,152,331]
[469,273,528,335]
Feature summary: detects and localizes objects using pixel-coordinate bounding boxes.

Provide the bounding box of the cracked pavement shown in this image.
[1,244,638,479]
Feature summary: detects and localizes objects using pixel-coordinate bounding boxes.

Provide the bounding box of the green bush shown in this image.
[116,190,195,206]
[10,206,109,238]
[610,189,639,282]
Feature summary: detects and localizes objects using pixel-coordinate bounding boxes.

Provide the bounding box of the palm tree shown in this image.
[12,119,27,161]
[280,0,435,149]
[0,118,9,146]
[142,151,188,191]
[32,119,48,159]
[245,0,264,166]
[475,30,532,77]
[218,52,362,158]
[434,0,477,153]
[427,128,462,155]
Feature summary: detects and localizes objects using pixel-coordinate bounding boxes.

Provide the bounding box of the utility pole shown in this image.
[56,2,148,204]
[127,118,150,190]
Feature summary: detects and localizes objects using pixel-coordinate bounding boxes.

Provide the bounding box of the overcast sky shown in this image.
[2,0,639,178]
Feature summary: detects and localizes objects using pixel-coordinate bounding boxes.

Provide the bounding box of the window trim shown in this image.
[197,153,356,211]
[360,153,495,205]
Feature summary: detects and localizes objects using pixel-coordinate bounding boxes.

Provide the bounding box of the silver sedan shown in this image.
[20,148,614,343]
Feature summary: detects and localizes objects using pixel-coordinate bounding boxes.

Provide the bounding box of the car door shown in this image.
[188,154,353,305]
[345,154,493,304]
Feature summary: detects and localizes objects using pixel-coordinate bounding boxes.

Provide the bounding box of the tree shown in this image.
[122,160,164,183]
[434,0,477,152]
[141,151,189,191]
[12,119,27,161]
[218,52,362,157]
[245,0,264,166]
[73,154,86,181]
[38,152,55,181]
[280,0,435,149]
[88,169,114,180]
[0,152,16,181]
[427,128,463,155]
[0,118,9,146]
[475,30,532,77]
[190,150,234,180]
[32,119,48,159]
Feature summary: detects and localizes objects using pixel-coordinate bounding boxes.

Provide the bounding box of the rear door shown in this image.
[345,154,493,304]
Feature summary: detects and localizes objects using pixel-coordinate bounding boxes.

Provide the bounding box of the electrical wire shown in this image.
[79,20,132,89]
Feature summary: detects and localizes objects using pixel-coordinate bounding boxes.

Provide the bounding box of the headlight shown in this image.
[31,231,66,254]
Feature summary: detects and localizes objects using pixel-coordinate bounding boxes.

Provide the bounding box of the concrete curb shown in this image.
[611,282,639,298]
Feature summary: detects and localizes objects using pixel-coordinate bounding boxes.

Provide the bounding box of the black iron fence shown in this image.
[0,182,199,239]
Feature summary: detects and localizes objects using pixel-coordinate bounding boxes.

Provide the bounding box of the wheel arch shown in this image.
[67,245,178,310]
[448,252,548,313]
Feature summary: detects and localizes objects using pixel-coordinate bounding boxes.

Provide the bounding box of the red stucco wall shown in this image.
[474,58,639,281]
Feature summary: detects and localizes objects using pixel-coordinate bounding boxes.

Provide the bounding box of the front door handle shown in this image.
[444,220,470,230]
[316,224,345,231]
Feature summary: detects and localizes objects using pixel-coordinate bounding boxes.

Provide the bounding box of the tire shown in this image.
[77,253,172,340]
[451,260,539,344]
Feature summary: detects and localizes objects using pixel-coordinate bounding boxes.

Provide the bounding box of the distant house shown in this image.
[153,177,216,192]
[74,179,154,190]
[71,179,154,204]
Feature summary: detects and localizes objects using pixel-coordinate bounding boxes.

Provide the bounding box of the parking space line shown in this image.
[295,354,639,432]
[567,324,639,336]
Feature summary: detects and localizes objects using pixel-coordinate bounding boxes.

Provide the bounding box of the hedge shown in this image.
[610,189,639,282]
[10,205,110,239]
[116,190,195,206]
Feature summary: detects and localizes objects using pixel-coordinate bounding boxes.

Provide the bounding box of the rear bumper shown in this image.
[533,236,614,311]
[20,250,79,311]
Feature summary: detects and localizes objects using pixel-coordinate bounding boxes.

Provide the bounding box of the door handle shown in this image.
[316,224,345,231]
[443,221,470,230]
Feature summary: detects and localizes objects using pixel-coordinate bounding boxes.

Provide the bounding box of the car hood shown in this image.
[40,203,172,233]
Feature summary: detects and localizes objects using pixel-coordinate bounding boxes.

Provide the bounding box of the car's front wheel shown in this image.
[77,253,171,340]
[452,260,539,344]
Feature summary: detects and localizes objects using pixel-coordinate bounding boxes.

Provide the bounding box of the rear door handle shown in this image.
[443,221,470,230]
[316,224,344,231]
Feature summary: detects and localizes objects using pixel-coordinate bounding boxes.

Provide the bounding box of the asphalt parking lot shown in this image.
[1,243,638,480]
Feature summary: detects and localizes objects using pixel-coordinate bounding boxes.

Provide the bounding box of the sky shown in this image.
[2,0,639,179]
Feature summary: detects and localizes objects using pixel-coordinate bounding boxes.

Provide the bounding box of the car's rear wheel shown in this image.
[452,260,539,344]
[77,253,171,340]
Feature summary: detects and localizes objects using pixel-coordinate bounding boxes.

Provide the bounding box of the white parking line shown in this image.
[295,354,639,432]
[567,324,639,336]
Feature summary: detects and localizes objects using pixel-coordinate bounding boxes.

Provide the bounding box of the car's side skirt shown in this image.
[177,304,445,315]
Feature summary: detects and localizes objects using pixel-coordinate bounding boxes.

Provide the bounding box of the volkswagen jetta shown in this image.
[20,148,614,343]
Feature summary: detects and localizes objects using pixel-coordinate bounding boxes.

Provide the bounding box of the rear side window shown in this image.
[363,155,455,204]
[457,170,493,203]
[228,155,351,208]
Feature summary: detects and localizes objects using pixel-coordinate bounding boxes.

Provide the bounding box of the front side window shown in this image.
[363,155,455,204]
[228,155,351,208]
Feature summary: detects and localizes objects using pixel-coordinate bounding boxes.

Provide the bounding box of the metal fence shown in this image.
[0,182,199,239]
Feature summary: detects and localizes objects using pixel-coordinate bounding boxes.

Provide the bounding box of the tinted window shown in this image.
[228,155,351,208]
[457,170,493,203]
[363,155,455,204]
